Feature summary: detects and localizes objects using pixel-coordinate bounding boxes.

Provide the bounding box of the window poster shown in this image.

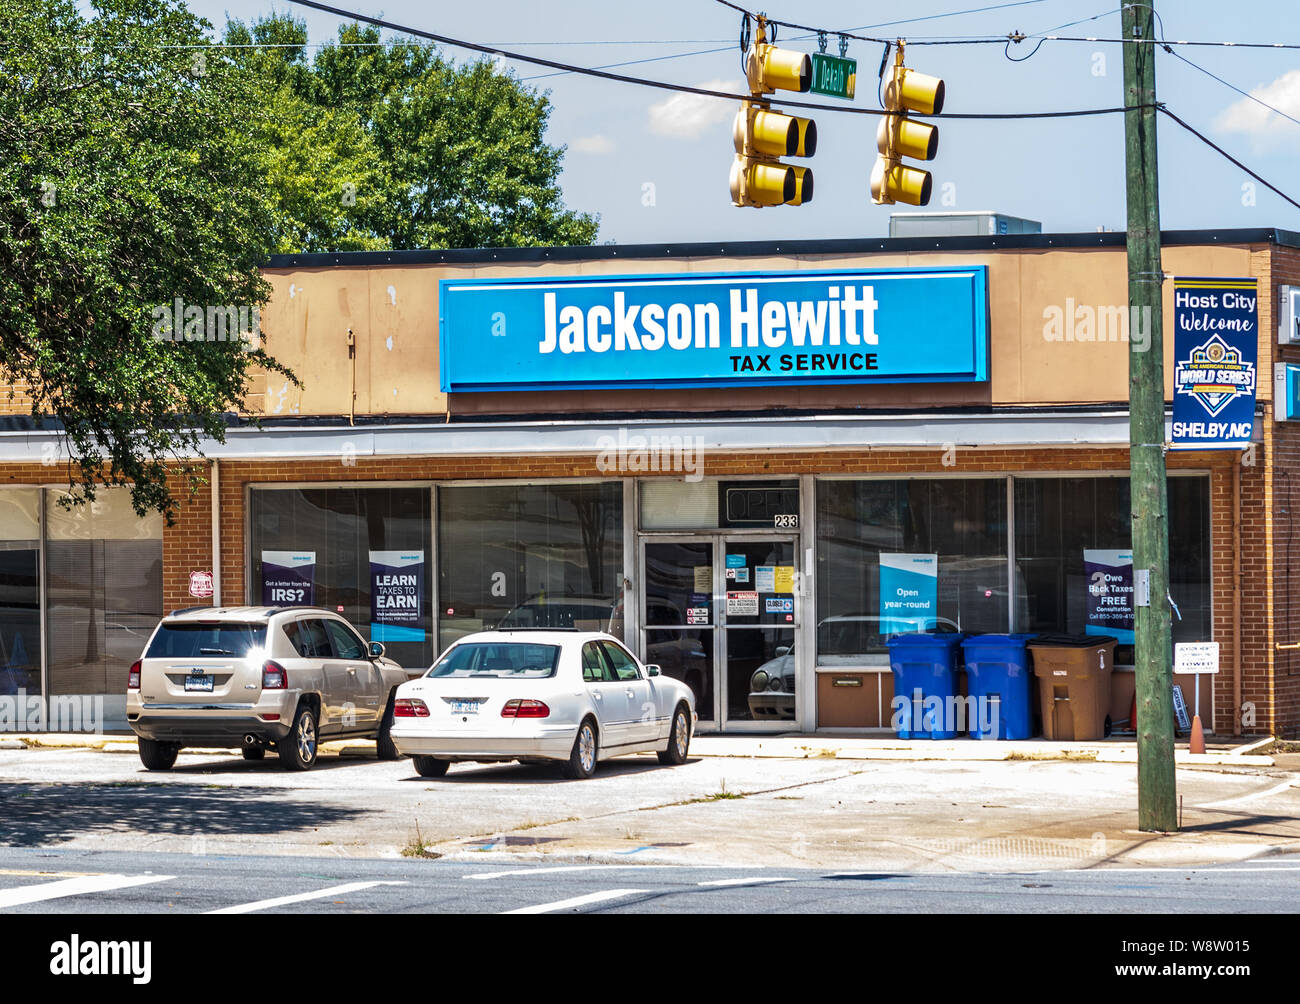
[1083,548,1134,643]
[370,550,425,642]
[261,551,315,606]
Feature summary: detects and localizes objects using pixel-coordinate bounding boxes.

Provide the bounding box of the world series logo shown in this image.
[1173,333,1256,418]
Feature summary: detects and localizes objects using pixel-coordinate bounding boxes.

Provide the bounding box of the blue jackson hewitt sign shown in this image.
[438,267,988,391]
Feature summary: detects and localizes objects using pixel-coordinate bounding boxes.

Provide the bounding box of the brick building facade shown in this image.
[2,227,1297,736]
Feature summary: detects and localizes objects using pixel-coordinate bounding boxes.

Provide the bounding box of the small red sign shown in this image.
[189,570,214,598]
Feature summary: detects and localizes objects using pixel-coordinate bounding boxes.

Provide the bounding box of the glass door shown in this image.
[642,538,717,726]
[720,538,798,729]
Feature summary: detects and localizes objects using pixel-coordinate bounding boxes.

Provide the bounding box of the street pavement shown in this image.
[2,742,1299,875]
[1,845,1299,913]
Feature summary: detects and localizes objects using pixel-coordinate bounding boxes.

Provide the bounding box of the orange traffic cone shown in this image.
[1190,714,1206,755]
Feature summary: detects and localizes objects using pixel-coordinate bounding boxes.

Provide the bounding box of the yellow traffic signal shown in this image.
[871,42,944,207]
[730,18,816,208]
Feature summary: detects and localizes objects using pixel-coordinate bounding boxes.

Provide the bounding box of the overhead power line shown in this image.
[282,0,1144,121]
[1158,107,1300,212]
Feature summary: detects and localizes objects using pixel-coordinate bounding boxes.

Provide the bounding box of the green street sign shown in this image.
[810,52,856,100]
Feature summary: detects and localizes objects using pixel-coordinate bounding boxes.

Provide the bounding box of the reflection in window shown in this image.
[1014,476,1210,664]
[45,488,163,696]
[0,490,41,697]
[250,488,433,670]
[438,483,623,651]
[815,479,1009,662]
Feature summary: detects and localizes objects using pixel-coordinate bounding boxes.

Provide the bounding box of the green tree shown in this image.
[222,15,388,253]
[230,16,600,250]
[0,0,295,521]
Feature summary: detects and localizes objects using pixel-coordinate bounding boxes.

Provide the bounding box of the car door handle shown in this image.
[593,692,603,701]
[626,689,635,698]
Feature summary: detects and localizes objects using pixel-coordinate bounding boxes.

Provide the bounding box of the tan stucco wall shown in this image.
[245,241,1269,418]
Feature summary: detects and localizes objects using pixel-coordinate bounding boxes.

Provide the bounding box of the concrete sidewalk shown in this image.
[0,730,1280,767]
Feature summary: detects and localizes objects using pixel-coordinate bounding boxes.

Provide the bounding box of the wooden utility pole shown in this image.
[1122,1,1177,832]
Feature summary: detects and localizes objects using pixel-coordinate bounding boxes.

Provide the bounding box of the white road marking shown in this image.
[696,876,797,887]
[0,873,173,909]
[503,889,650,914]
[467,865,676,881]
[1196,779,1299,810]
[206,881,406,915]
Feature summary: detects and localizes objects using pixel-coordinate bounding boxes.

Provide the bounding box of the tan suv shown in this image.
[126,606,411,771]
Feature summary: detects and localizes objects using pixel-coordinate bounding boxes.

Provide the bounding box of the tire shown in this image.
[412,755,449,778]
[561,718,598,780]
[376,694,401,761]
[241,742,265,761]
[657,704,691,765]
[280,704,319,771]
[139,738,179,771]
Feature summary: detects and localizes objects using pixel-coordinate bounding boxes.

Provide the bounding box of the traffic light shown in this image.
[730,20,817,208]
[871,42,945,207]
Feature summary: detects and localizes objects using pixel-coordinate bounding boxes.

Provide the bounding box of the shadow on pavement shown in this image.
[0,782,368,847]
[400,756,688,785]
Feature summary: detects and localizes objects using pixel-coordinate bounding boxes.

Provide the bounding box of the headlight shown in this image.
[751,670,769,691]
[769,676,784,692]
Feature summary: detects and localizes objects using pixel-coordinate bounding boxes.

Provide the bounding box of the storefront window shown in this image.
[816,478,1009,663]
[1013,475,1211,664]
[45,488,163,696]
[438,483,623,651]
[0,490,41,697]
[250,487,433,670]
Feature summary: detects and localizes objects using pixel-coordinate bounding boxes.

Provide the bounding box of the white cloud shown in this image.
[1213,68,1300,149]
[647,79,743,139]
[571,134,615,155]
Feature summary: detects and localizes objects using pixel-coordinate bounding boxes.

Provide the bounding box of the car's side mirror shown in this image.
[775,646,790,657]
[645,664,661,677]
[368,641,385,659]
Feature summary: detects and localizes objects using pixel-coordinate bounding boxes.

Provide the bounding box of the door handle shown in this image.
[593,692,603,701]
[626,689,635,698]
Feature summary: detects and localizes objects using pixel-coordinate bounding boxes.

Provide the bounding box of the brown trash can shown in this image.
[1028,634,1117,740]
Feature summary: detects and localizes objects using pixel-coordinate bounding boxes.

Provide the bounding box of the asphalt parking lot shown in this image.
[2,740,1299,872]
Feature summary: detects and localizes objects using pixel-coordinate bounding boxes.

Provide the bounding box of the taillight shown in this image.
[262,660,287,690]
[501,699,550,719]
[394,698,429,718]
[127,660,141,690]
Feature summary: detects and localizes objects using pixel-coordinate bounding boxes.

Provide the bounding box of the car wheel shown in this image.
[657,704,691,765]
[412,755,449,778]
[561,719,598,780]
[376,695,401,761]
[139,738,179,771]
[241,741,265,761]
[280,704,319,771]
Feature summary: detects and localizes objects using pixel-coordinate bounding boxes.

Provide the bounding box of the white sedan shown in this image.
[389,630,697,780]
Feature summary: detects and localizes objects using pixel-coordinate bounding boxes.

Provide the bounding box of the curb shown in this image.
[0,734,1283,768]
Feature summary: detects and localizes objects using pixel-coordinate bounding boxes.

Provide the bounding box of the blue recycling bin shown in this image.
[887,632,965,739]
[960,633,1036,740]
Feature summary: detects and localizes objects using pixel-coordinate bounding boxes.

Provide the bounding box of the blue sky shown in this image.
[180,0,1300,244]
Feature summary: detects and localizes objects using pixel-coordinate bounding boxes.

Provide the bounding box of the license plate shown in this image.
[184,675,214,693]
[449,700,480,715]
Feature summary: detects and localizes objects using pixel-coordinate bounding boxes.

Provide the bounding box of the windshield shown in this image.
[427,642,561,679]
[146,623,267,659]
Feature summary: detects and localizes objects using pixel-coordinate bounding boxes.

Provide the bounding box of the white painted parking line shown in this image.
[1196,779,1299,810]
[503,889,650,914]
[206,881,406,915]
[0,873,173,909]
[467,865,676,881]
[696,876,796,887]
